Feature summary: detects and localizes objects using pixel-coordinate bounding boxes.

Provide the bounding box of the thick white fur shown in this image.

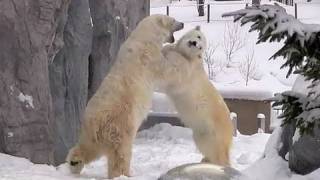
[66,14,183,178]
[160,27,233,166]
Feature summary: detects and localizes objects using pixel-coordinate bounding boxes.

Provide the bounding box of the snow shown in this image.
[222,2,320,47]
[230,112,238,119]
[7,132,14,138]
[238,126,320,180]
[2,123,318,180]
[17,92,34,109]
[292,128,301,144]
[257,113,266,119]
[1,123,320,180]
[9,85,14,95]
[0,123,269,180]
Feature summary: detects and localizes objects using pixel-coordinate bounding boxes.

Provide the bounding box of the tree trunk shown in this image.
[197,0,205,16]
[0,0,70,164]
[88,0,150,99]
[49,0,92,165]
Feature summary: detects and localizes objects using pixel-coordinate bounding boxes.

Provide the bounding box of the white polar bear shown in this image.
[160,26,233,166]
[66,14,184,178]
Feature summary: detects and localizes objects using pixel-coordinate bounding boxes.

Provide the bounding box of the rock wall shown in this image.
[0,0,149,165]
[88,0,150,98]
[49,0,92,165]
[0,0,70,164]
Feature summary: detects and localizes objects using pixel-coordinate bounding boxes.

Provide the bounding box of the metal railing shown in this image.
[151,2,251,23]
[274,0,294,6]
[152,1,320,22]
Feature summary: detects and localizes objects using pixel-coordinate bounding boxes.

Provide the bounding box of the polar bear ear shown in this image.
[157,16,167,28]
[195,26,201,31]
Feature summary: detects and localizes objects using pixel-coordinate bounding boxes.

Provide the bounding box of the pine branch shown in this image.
[223,4,320,135]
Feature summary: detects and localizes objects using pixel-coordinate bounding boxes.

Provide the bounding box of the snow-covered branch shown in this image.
[224,3,320,135]
[222,4,320,45]
[222,3,320,81]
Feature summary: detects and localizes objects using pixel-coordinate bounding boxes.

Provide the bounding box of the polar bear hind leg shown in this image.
[105,136,134,178]
[193,132,230,166]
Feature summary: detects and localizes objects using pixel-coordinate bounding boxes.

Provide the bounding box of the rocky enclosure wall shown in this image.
[0,0,149,165]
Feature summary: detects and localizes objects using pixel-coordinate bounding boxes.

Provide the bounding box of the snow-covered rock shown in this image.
[283,76,320,175]
[159,163,243,180]
[241,125,320,180]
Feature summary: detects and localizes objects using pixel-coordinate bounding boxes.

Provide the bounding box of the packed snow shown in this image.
[1,123,320,180]
[240,127,320,180]
[17,92,34,109]
[0,123,269,180]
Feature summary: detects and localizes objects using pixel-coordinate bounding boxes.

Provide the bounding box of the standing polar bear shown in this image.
[160,26,233,166]
[66,15,184,178]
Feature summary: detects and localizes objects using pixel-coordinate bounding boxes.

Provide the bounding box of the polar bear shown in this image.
[66,14,184,178]
[160,26,233,166]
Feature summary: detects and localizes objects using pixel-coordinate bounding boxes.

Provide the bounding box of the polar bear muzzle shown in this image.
[188,40,197,47]
[168,21,184,43]
[70,160,81,166]
[174,21,184,31]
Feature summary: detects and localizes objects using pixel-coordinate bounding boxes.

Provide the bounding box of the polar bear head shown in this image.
[176,26,207,59]
[132,14,184,44]
[66,146,85,174]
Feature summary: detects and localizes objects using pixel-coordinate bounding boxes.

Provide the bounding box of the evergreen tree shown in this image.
[223,4,320,135]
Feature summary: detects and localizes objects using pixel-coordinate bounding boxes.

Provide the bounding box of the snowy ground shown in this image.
[1,123,319,180]
[0,123,270,180]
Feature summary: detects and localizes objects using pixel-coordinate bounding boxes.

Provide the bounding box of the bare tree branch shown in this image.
[239,48,258,86]
[203,43,224,80]
[223,22,246,68]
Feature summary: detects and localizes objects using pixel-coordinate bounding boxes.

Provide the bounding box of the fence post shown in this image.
[257,113,266,133]
[230,112,238,137]
[166,5,169,16]
[207,4,210,23]
[294,3,297,19]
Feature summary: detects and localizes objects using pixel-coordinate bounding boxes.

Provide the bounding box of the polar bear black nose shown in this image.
[70,161,80,166]
[188,41,197,47]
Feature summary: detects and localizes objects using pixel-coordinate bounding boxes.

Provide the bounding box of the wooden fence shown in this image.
[153,2,301,23]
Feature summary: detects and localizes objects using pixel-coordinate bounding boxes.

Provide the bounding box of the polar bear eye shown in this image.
[197,35,201,39]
